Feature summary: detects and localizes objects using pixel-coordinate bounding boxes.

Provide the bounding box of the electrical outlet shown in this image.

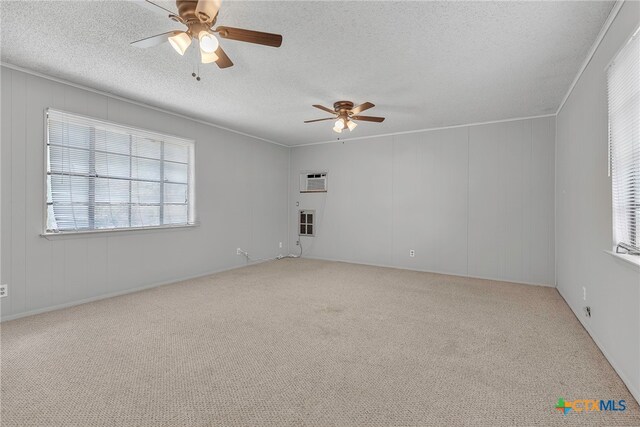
[0,284,7,298]
[296,240,300,246]
[583,286,586,301]
[237,248,242,255]
[584,306,591,318]
[279,242,283,248]
[409,249,415,257]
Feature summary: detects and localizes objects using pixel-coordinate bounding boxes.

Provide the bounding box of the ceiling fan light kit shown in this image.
[200,49,219,63]
[198,31,219,53]
[168,31,192,55]
[132,0,283,73]
[306,101,385,135]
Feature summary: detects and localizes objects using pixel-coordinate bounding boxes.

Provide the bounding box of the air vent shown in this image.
[299,210,315,236]
[300,172,327,193]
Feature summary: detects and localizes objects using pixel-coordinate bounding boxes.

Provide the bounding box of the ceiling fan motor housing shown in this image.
[176,0,217,25]
[334,101,354,113]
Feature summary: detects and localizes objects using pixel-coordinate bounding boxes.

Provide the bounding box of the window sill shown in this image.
[604,250,640,271]
[40,223,199,240]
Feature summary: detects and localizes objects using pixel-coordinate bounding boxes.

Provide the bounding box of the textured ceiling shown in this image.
[1,1,614,146]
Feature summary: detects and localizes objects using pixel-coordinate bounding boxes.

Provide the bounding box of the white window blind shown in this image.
[608,29,640,253]
[46,109,195,233]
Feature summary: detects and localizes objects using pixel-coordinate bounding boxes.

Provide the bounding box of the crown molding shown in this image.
[0,62,288,147]
[555,0,625,115]
[2,1,624,148]
[292,113,556,147]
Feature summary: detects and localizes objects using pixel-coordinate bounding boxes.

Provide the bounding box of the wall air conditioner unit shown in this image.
[300,172,328,193]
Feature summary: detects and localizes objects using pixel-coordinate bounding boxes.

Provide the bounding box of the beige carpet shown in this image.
[1,259,638,426]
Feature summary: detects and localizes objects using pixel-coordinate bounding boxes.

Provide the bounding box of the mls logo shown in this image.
[555,397,627,415]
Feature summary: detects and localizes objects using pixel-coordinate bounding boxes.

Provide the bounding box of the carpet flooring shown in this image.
[1,258,638,426]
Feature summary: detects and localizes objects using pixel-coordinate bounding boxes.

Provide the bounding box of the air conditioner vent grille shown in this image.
[299,210,315,236]
[300,172,327,193]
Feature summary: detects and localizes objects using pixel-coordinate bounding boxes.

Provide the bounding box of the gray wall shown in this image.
[556,1,640,402]
[290,116,555,286]
[0,66,289,321]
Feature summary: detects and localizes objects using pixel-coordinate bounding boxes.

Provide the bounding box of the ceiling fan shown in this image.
[131,0,282,69]
[305,101,385,133]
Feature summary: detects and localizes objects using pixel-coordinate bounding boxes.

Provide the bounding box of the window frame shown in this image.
[299,209,315,237]
[42,108,197,237]
[607,27,640,256]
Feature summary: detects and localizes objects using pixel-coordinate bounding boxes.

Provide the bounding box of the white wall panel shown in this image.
[468,118,555,284]
[392,128,469,275]
[290,116,555,286]
[289,138,395,265]
[467,123,501,279]
[555,1,640,402]
[530,118,555,285]
[24,75,53,310]
[343,138,394,265]
[0,66,289,320]
[10,70,27,314]
[1,68,13,316]
[250,140,290,259]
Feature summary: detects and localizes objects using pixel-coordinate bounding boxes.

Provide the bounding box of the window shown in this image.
[45,109,195,234]
[299,210,314,236]
[608,29,640,254]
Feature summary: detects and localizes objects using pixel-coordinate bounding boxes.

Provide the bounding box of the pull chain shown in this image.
[190,45,201,81]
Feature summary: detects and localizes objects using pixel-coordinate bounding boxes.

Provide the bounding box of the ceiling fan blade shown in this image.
[215,26,283,47]
[304,118,336,123]
[130,31,181,48]
[141,0,176,15]
[196,0,222,23]
[214,45,233,68]
[350,102,375,115]
[312,105,336,115]
[351,115,385,123]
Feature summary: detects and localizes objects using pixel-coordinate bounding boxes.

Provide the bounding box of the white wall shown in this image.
[0,66,289,321]
[556,1,640,402]
[289,116,555,286]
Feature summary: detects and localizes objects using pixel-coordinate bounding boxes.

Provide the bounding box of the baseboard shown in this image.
[0,261,261,322]
[556,287,640,405]
[3,255,553,321]
[301,255,555,288]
